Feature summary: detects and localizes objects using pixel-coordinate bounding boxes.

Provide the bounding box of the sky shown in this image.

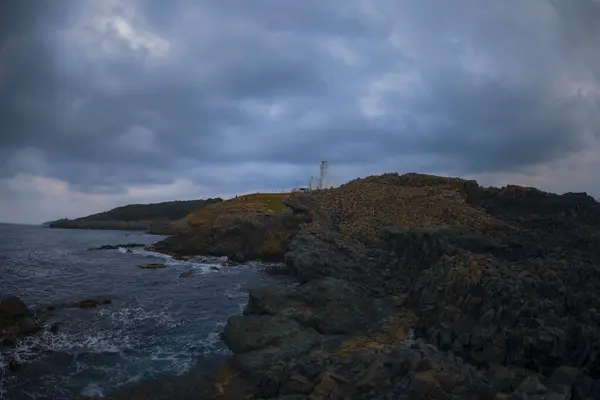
[1,0,600,224]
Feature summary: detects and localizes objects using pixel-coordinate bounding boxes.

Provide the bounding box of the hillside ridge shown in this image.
[48,198,222,232]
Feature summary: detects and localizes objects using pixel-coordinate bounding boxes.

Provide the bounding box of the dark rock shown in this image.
[222,315,303,353]
[88,243,146,251]
[137,263,167,269]
[233,328,322,375]
[547,366,582,395]
[408,370,450,399]
[516,377,550,395]
[572,375,595,399]
[228,251,246,263]
[1,296,41,343]
[8,359,20,372]
[299,278,375,334]
[16,317,40,335]
[147,174,600,398]
[78,299,111,309]
[280,372,314,395]
[284,234,362,282]
[0,296,31,319]
[243,278,374,335]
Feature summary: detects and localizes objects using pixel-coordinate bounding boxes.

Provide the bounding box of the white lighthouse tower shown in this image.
[320,160,329,189]
[307,159,333,191]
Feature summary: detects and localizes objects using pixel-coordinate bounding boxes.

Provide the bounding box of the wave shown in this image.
[0,302,234,399]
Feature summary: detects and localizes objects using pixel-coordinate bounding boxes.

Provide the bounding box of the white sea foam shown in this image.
[0,301,232,398]
[81,381,105,397]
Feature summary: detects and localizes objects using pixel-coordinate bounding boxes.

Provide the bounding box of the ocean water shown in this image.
[0,224,290,399]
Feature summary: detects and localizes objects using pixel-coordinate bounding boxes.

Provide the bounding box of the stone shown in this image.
[547,366,582,395]
[78,299,111,309]
[233,328,322,375]
[1,296,41,343]
[490,366,513,393]
[309,372,339,400]
[572,375,594,399]
[408,370,450,400]
[0,296,31,319]
[517,377,549,395]
[16,317,40,335]
[223,315,303,353]
[281,372,315,395]
[434,372,459,393]
[137,263,166,269]
[544,393,566,400]
[356,357,387,390]
[8,359,20,372]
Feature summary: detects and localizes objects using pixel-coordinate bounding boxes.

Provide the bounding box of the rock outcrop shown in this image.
[0,296,41,346]
[215,172,600,399]
[152,193,311,262]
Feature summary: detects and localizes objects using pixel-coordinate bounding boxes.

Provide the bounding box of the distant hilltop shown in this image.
[47,198,222,234]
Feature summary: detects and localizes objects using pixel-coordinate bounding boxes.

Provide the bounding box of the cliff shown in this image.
[151,193,306,261]
[207,172,600,399]
[38,172,600,399]
[47,198,222,233]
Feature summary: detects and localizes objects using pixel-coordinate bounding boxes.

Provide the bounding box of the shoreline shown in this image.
[208,174,600,399]
[6,172,600,399]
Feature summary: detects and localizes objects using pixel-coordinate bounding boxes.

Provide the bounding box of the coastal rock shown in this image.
[222,315,304,353]
[244,278,374,335]
[78,299,111,309]
[210,173,600,398]
[151,194,309,262]
[0,296,41,343]
[137,263,167,269]
[88,243,146,251]
[284,233,362,282]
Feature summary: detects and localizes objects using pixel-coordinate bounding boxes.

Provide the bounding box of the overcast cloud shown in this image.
[1,0,600,224]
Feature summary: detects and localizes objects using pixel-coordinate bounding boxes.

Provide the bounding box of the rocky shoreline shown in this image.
[5,172,600,399]
[208,173,600,399]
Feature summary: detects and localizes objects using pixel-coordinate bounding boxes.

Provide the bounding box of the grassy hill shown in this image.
[48,198,222,231]
[186,193,290,229]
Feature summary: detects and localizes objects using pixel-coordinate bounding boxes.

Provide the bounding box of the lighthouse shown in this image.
[308,160,332,190]
[320,160,329,189]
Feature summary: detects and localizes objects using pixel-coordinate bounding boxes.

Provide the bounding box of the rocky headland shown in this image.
[162,172,600,400]
[47,198,222,234]
[6,172,600,399]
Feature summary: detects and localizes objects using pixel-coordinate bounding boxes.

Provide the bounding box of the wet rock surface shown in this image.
[214,173,600,399]
[87,243,147,251]
[0,296,42,346]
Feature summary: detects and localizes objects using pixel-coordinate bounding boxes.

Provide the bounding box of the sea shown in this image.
[0,223,291,399]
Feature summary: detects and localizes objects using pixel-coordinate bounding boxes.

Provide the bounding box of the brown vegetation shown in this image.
[186,193,290,229]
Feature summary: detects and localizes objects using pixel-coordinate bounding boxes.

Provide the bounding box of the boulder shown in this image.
[233,328,322,375]
[0,296,41,342]
[284,234,362,282]
[222,315,303,353]
[244,278,374,335]
[78,299,111,309]
[137,263,167,269]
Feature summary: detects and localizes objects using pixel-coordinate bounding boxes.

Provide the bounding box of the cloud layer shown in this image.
[1,0,600,223]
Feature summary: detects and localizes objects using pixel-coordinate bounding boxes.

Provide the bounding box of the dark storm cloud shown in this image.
[1,0,600,201]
